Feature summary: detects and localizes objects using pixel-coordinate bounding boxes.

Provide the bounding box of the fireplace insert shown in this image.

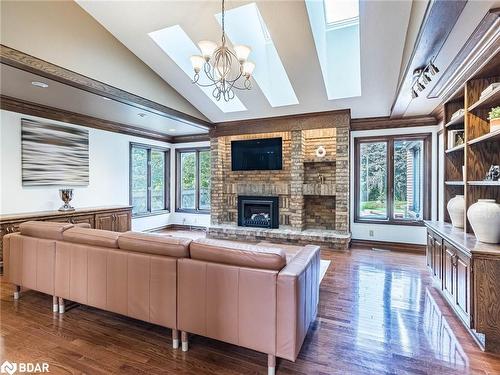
[237,196,279,229]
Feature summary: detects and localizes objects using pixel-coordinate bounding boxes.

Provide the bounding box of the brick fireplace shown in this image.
[208,111,351,250]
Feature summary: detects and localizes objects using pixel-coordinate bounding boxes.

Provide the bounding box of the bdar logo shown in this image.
[0,361,17,375]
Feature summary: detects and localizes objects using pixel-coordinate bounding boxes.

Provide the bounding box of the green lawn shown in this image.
[361,200,407,214]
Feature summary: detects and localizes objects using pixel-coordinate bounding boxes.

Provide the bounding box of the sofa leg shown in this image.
[268,354,276,375]
[58,297,65,314]
[13,285,20,300]
[181,331,188,352]
[172,329,179,349]
[52,296,59,313]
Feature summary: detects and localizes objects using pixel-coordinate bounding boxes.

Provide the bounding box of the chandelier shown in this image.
[190,0,255,102]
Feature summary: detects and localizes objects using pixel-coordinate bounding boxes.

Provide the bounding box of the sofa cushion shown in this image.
[19,221,73,241]
[190,238,287,271]
[118,231,191,258]
[63,227,120,248]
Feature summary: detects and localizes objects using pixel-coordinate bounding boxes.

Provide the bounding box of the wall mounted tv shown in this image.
[231,137,283,171]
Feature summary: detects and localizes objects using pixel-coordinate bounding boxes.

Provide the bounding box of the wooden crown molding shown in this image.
[211,109,351,137]
[390,0,467,117]
[0,44,212,130]
[170,134,210,144]
[427,8,500,101]
[350,115,437,131]
[430,105,445,124]
[0,95,174,142]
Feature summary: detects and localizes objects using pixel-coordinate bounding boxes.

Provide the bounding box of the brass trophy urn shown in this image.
[58,188,75,211]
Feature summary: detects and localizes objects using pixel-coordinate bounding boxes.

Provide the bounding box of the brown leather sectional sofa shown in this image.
[3,221,321,375]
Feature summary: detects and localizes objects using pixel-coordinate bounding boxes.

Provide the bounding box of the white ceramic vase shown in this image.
[447,195,465,228]
[467,199,500,244]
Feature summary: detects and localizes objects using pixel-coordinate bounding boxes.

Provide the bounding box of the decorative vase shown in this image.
[467,199,500,244]
[58,188,75,211]
[447,195,465,228]
[491,118,500,133]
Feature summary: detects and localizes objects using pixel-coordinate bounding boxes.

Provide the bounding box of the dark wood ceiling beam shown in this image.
[170,134,210,143]
[0,44,212,130]
[211,109,351,137]
[0,95,173,142]
[390,0,467,117]
[350,115,437,131]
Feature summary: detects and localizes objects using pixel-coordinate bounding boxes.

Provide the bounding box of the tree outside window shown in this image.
[130,143,169,216]
[355,135,429,224]
[177,148,211,212]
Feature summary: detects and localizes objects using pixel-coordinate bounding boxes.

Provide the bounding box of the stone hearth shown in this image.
[208,224,350,250]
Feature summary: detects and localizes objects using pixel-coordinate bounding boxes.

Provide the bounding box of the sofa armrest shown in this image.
[276,245,320,361]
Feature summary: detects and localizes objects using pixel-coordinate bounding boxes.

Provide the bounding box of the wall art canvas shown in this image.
[21,119,89,186]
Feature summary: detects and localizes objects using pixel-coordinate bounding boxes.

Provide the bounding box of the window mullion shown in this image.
[195,150,200,211]
[147,148,152,213]
[387,139,394,222]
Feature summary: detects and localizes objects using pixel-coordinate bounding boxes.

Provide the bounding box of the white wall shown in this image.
[0,110,211,232]
[350,125,439,245]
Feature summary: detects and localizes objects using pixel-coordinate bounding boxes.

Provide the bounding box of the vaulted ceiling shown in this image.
[1,0,498,134]
[77,0,414,122]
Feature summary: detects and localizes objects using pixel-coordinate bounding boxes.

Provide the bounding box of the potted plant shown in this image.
[488,106,500,132]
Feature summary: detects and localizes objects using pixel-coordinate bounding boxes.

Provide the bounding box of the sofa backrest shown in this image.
[63,227,120,248]
[19,220,73,240]
[118,231,191,258]
[189,238,287,271]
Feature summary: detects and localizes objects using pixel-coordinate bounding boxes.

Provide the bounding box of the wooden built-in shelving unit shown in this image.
[443,51,500,233]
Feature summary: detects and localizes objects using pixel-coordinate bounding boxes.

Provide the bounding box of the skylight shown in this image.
[305,0,361,100]
[324,0,359,29]
[149,25,247,113]
[216,3,299,108]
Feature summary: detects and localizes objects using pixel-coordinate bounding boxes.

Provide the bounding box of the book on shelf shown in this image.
[480,82,500,99]
[450,108,464,121]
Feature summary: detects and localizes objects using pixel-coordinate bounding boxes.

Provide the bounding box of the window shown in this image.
[130,143,170,217]
[176,148,211,213]
[355,134,430,224]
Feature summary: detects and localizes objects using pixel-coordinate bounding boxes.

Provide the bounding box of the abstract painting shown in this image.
[21,119,89,186]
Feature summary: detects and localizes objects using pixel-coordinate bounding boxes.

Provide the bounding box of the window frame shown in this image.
[354,133,431,226]
[129,142,170,218]
[175,147,211,214]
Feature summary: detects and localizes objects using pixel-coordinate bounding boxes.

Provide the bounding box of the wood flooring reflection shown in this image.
[2,244,500,374]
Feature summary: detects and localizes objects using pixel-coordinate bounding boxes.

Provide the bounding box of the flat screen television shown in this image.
[231,137,282,171]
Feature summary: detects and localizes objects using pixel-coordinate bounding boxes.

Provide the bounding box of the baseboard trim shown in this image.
[350,239,426,253]
[144,224,208,232]
[167,224,208,231]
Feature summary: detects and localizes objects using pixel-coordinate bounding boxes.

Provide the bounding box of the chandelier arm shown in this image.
[190,0,253,101]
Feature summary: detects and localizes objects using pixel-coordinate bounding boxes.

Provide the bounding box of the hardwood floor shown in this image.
[2,240,500,374]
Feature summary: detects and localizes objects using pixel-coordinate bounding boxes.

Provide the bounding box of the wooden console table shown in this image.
[0,205,132,270]
[424,221,500,353]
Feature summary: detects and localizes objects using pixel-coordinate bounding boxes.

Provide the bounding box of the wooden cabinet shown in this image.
[442,241,455,303]
[425,221,500,353]
[0,206,132,269]
[426,230,443,285]
[114,211,131,232]
[455,251,470,321]
[95,213,115,231]
[95,211,131,232]
[441,240,471,324]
